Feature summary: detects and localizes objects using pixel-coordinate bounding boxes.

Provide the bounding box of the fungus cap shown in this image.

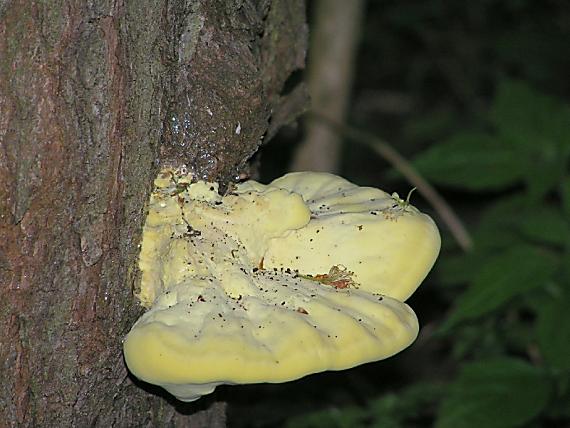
[260,172,440,301]
[123,170,440,401]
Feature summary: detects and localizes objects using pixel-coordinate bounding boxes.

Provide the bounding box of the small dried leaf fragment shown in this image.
[302,265,357,289]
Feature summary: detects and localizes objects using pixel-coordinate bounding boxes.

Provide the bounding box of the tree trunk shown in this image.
[0,1,306,426]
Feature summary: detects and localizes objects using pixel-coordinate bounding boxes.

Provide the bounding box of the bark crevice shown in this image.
[0,1,306,426]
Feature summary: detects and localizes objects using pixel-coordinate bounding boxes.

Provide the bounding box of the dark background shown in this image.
[230,1,570,426]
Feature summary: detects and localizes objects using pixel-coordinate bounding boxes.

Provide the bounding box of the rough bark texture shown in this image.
[0,1,306,427]
[161,0,308,182]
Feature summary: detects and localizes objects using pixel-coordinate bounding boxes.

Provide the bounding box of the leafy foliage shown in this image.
[412,80,570,427]
[441,245,558,331]
[284,383,445,428]
[279,80,570,428]
[256,2,570,426]
[536,288,570,372]
[413,80,570,197]
[412,133,527,191]
[436,359,551,428]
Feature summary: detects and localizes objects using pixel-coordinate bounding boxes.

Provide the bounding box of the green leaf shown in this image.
[490,80,570,199]
[544,381,570,420]
[491,79,570,151]
[285,406,366,428]
[561,177,570,217]
[410,81,570,194]
[436,358,551,428]
[283,383,446,428]
[473,195,570,248]
[442,245,558,330]
[474,206,522,252]
[435,255,479,287]
[524,152,566,201]
[449,321,506,360]
[536,288,570,371]
[516,206,570,247]
[436,251,492,287]
[412,133,526,191]
[368,382,446,426]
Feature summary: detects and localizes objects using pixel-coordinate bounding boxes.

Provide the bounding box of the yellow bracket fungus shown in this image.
[123,170,440,402]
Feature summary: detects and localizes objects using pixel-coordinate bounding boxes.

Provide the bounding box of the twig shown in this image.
[308,112,473,252]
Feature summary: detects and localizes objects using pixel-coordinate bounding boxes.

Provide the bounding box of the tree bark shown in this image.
[0,1,306,426]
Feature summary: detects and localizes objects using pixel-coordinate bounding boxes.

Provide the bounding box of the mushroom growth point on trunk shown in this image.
[123,170,441,401]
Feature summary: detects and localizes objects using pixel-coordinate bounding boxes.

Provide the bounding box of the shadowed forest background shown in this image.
[1,0,569,426]
[231,1,570,427]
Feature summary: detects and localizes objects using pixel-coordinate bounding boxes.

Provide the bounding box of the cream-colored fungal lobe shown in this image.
[261,172,441,301]
[124,170,440,402]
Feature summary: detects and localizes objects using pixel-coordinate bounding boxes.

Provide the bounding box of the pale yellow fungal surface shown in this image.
[123,170,440,402]
[263,172,441,301]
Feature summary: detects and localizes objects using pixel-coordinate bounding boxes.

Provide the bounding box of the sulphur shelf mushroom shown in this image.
[123,170,440,401]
